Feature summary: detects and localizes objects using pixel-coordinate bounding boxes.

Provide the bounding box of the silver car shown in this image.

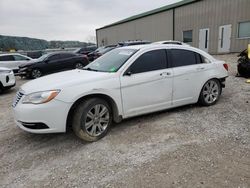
[0,53,32,73]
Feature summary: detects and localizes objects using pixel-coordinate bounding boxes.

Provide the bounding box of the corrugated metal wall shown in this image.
[97,0,250,53]
[175,0,250,53]
[96,10,173,46]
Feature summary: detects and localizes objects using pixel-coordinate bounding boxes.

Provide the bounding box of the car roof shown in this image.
[0,53,25,56]
[118,44,215,60]
[45,52,76,56]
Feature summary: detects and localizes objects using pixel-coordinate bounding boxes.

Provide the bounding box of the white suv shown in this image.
[13,45,228,142]
[0,67,16,93]
[0,53,32,73]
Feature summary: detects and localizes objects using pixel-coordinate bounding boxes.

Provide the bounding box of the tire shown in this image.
[31,69,42,79]
[75,62,85,70]
[0,82,3,94]
[72,98,112,142]
[199,79,222,106]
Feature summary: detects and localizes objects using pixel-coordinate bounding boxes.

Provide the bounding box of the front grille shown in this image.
[12,91,24,108]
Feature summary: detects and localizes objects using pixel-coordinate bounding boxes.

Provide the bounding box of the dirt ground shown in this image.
[0,54,249,188]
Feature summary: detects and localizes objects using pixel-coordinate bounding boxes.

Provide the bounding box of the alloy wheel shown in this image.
[84,104,110,137]
[31,69,42,78]
[202,80,220,104]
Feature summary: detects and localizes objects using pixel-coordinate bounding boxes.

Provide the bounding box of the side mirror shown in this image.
[124,71,132,76]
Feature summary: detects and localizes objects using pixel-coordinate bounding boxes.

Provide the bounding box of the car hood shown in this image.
[20,69,115,94]
[0,67,11,71]
[19,60,40,68]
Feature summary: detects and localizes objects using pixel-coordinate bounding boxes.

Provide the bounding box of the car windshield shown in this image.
[73,48,81,53]
[36,53,50,61]
[84,48,137,73]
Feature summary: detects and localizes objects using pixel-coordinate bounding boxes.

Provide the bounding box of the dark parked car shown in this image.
[237,49,250,78]
[117,40,151,47]
[18,52,89,79]
[74,46,97,55]
[88,45,116,61]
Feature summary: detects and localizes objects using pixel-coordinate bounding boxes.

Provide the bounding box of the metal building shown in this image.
[96,0,250,54]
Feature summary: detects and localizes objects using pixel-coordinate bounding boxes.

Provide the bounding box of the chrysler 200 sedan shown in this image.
[13,44,228,142]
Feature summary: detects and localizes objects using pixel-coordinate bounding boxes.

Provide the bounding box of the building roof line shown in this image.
[96,0,200,30]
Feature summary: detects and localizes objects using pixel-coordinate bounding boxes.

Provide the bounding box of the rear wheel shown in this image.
[72,98,112,142]
[75,62,85,69]
[31,69,42,79]
[0,83,3,93]
[199,79,222,106]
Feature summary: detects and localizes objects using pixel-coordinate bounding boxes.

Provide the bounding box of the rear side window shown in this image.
[0,55,14,61]
[60,53,75,59]
[170,49,196,67]
[130,50,167,74]
[13,55,29,61]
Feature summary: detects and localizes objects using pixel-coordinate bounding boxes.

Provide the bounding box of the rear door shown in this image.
[120,49,173,118]
[169,49,210,106]
[59,53,77,70]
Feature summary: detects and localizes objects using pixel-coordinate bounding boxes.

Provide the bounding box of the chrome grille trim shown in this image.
[12,91,24,108]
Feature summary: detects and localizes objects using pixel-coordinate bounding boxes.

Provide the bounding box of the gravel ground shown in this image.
[0,54,249,188]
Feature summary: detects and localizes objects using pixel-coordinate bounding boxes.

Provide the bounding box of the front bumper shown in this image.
[2,71,16,88]
[13,97,72,134]
[16,68,30,76]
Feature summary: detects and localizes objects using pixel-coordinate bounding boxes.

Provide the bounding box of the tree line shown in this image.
[0,35,95,51]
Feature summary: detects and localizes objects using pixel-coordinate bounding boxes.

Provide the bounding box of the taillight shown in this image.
[223,63,228,71]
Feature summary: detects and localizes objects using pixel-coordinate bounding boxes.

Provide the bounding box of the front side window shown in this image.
[170,49,196,67]
[85,48,137,72]
[238,21,250,38]
[183,30,193,43]
[48,54,61,61]
[129,50,167,74]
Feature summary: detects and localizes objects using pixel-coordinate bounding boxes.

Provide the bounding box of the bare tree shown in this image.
[86,35,97,44]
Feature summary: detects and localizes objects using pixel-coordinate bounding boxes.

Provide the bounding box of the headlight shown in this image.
[0,69,11,73]
[22,90,60,104]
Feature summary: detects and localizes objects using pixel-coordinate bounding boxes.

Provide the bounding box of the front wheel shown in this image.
[31,69,42,79]
[199,79,222,106]
[72,98,112,142]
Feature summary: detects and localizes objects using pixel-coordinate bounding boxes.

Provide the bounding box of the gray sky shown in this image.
[0,0,181,42]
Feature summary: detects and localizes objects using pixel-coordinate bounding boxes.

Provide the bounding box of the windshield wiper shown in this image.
[83,67,99,72]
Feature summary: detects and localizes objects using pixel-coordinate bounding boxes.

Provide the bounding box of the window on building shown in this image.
[238,21,250,38]
[130,50,167,74]
[170,49,196,67]
[183,30,193,43]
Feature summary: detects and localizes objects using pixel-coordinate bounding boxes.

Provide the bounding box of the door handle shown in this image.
[196,67,205,71]
[160,72,171,76]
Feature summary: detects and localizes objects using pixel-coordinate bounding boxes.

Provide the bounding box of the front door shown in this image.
[218,24,232,53]
[199,28,209,52]
[120,49,173,118]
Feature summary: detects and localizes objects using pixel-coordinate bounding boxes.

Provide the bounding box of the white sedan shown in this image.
[13,44,228,142]
[0,67,16,93]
